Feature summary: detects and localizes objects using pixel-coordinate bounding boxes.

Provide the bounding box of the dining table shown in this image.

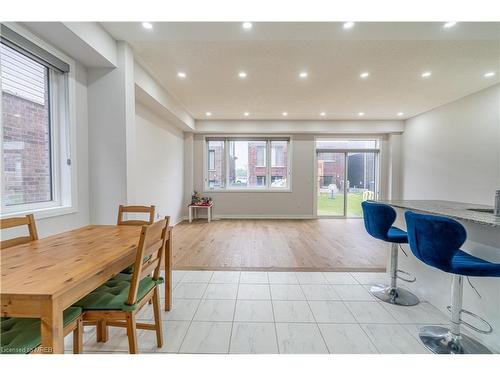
[0,224,173,354]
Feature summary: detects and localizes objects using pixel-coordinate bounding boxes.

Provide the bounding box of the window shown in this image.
[205,137,291,191]
[207,141,225,189]
[208,150,216,171]
[256,145,266,167]
[1,26,72,216]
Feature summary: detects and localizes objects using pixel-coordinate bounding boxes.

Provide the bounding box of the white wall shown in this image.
[134,103,185,224]
[191,134,312,218]
[401,84,500,205]
[87,42,136,224]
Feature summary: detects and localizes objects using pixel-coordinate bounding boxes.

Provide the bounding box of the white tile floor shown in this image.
[66,270,455,354]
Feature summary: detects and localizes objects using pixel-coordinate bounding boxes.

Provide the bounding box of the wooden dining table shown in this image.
[0,224,173,354]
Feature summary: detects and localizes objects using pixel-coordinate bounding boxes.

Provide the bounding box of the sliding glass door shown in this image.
[317,152,346,216]
[316,140,379,218]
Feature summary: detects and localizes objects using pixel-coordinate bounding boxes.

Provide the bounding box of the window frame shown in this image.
[203,135,292,193]
[0,24,78,220]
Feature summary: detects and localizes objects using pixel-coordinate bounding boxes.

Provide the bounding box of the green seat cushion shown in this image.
[120,255,154,275]
[74,273,163,312]
[121,265,134,274]
[0,307,82,355]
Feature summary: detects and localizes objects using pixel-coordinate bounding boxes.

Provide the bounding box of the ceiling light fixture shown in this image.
[299,72,308,78]
[142,22,153,30]
[238,71,247,79]
[484,71,496,78]
[343,22,355,29]
[397,112,404,117]
[358,112,365,117]
[443,22,457,28]
[244,112,250,117]
[242,22,253,30]
[177,72,187,78]
[206,112,212,117]
[320,112,326,117]
[282,112,288,117]
[360,72,370,79]
[421,71,432,78]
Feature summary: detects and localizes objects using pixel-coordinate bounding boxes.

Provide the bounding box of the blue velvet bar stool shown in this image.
[405,211,499,354]
[361,201,419,306]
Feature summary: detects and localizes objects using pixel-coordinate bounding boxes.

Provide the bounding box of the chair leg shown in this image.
[126,313,138,354]
[419,275,492,354]
[96,321,103,342]
[73,318,83,354]
[152,288,164,348]
[100,320,108,343]
[369,243,419,306]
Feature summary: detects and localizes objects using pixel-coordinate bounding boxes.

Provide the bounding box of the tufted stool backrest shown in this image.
[361,201,397,242]
[405,211,466,272]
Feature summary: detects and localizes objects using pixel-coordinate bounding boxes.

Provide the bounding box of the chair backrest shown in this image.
[117,205,155,226]
[127,216,170,306]
[405,211,466,272]
[361,201,396,242]
[0,214,39,250]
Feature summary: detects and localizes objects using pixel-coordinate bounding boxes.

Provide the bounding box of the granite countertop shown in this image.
[378,200,500,228]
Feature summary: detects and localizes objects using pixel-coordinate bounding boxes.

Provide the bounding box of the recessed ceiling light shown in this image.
[360,72,370,79]
[177,71,187,78]
[421,71,432,78]
[244,112,250,117]
[142,22,153,30]
[484,71,496,78]
[238,71,247,79]
[320,112,326,117]
[13,113,21,118]
[282,112,288,116]
[299,72,308,79]
[358,112,365,117]
[443,22,457,28]
[343,22,355,29]
[397,112,404,117]
[206,112,212,117]
[242,22,253,30]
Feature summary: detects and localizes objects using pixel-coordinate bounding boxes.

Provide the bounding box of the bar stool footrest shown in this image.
[445,306,493,334]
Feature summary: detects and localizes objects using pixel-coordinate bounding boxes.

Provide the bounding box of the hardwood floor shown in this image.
[172,219,388,272]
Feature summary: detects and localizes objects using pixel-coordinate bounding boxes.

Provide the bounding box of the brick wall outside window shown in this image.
[2,90,52,206]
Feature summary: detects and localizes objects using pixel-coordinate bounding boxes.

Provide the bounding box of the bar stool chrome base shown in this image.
[419,326,492,354]
[370,284,420,306]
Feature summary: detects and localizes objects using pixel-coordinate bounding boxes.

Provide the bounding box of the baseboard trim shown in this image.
[177,215,317,222]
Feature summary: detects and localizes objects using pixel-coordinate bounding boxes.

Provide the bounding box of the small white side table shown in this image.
[188,204,213,223]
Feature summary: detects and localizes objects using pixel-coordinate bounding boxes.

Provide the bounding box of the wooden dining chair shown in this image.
[0,307,83,354]
[0,214,39,250]
[75,217,169,354]
[117,205,155,275]
[117,205,155,226]
[0,215,83,354]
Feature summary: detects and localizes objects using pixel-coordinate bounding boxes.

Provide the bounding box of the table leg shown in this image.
[208,207,211,222]
[40,299,64,354]
[189,207,192,223]
[164,227,173,311]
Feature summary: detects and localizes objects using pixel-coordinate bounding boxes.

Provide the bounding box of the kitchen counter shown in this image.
[378,200,500,228]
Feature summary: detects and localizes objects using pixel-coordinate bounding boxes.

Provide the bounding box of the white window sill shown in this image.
[204,189,292,193]
[0,205,78,220]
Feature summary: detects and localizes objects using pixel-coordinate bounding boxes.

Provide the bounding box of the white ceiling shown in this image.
[102,22,500,120]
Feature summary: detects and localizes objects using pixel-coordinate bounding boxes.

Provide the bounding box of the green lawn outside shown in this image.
[317,192,364,217]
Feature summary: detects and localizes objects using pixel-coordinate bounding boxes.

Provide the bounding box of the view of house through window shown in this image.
[1,43,53,207]
[206,138,290,190]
